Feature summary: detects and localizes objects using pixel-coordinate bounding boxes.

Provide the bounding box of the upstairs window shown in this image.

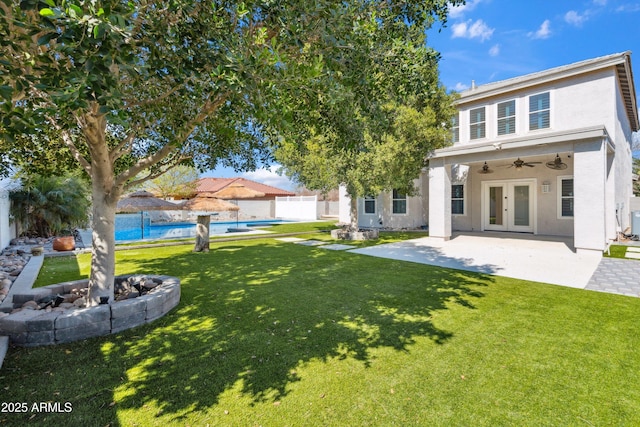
[529,92,550,130]
[497,100,516,135]
[470,107,486,140]
[392,189,407,214]
[451,112,460,143]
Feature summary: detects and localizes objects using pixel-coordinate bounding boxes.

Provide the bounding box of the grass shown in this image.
[4,233,640,426]
[604,245,633,259]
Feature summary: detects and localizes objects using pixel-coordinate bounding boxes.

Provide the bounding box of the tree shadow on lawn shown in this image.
[96,240,495,422]
[2,240,492,425]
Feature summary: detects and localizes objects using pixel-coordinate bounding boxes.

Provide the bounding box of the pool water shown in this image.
[115,218,287,242]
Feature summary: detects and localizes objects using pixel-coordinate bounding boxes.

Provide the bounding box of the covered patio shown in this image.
[428,126,620,254]
[349,231,602,288]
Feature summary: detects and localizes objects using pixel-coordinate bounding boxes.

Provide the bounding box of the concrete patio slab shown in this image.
[349,232,602,288]
[625,252,640,259]
[319,244,357,251]
[294,240,328,247]
[276,237,306,242]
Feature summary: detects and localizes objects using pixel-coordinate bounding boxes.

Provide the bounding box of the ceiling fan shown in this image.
[478,162,494,174]
[546,154,568,170]
[509,158,541,169]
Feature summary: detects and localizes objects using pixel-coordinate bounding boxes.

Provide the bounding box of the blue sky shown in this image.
[206,0,640,189]
[430,0,640,92]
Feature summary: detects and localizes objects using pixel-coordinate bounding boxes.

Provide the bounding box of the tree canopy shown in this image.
[135,165,199,200]
[0,0,463,304]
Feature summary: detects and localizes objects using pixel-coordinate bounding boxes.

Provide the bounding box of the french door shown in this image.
[483,180,535,233]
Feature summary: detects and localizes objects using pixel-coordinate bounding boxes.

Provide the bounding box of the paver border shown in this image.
[0,275,181,347]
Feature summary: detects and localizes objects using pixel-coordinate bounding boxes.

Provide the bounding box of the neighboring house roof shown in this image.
[195,177,295,198]
[455,51,639,132]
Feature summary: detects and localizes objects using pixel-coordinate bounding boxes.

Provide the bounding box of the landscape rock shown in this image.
[21,301,39,310]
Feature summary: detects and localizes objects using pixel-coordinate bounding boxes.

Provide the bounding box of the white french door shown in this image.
[483,180,535,233]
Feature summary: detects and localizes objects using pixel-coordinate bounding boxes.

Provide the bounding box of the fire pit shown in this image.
[0,275,180,346]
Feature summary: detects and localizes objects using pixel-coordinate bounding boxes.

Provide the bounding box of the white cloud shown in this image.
[449,0,482,19]
[616,3,640,12]
[529,19,552,39]
[593,0,607,5]
[454,82,470,91]
[565,10,587,26]
[489,44,500,57]
[451,19,494,41]
[241,165,296,191]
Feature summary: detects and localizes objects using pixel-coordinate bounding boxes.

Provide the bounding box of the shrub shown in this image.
[9,173,90,237]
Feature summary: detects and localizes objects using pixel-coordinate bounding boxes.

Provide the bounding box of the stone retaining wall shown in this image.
[0,275,180,346]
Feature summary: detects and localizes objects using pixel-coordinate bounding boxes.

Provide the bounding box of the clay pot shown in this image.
[52,236,75,251]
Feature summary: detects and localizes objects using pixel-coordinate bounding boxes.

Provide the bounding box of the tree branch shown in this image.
[115,91,230,188]
[45,114,92,174]
[124,83,184,109]
[124,154,192,190]
[109,127,139,162]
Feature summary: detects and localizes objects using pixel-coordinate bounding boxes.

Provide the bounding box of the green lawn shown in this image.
[4,234,640,426]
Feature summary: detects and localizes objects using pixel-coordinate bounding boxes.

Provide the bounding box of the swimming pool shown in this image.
[115,218,288,242]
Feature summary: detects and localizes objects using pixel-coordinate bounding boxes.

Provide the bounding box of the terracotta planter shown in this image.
[52,236,75,251]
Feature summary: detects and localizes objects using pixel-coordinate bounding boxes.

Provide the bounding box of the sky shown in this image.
[204,0,640,190]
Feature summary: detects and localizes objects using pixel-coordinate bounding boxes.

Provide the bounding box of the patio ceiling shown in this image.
[430,125,612,165]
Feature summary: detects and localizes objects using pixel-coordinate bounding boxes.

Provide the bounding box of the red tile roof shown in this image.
[195,177,295,199]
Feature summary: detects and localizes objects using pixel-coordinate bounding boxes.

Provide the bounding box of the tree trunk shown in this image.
[82,108,121,307]
[86,180,118,306]
[194,215,210,252]
[347,186,359,232]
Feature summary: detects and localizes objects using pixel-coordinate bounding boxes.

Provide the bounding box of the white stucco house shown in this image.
[343,51,639,254]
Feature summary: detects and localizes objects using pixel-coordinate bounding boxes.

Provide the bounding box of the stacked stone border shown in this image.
[330,228,379,241]
[0,275,180,347]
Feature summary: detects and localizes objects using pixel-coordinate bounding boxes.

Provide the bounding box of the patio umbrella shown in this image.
[181,192,240,252]
[117,191,181,239]
[181,192,240,213]
[117,190,180,212]
[212,182,265,229]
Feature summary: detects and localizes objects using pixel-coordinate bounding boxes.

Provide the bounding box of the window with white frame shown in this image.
[392,189,407,214]
[452,184,464,215]
[558,176,573,218]
[364,196,376,214]
[451,112,460,143]
[470,107,486,140]
[529,92,550,130]
[497,100,516,135]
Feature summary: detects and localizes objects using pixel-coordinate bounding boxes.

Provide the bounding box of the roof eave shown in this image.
[455,52,629,102]
[430,126,611,160]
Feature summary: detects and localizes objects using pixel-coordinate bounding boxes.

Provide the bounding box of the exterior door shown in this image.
[483,180,534,233]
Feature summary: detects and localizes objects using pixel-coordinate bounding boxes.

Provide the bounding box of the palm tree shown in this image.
[9,173,90,237]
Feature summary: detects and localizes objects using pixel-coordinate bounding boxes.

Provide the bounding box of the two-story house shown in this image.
[343,52,639,254]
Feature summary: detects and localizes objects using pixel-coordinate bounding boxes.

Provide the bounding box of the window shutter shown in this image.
[529,93,550,130]
[470,107,486,140]
[498,100,516,135]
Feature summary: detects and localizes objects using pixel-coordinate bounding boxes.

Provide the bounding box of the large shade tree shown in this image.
[275,45,457,230]
[0,0,462,305]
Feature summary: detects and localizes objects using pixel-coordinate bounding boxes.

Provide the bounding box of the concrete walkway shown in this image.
[349,232,603,288]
